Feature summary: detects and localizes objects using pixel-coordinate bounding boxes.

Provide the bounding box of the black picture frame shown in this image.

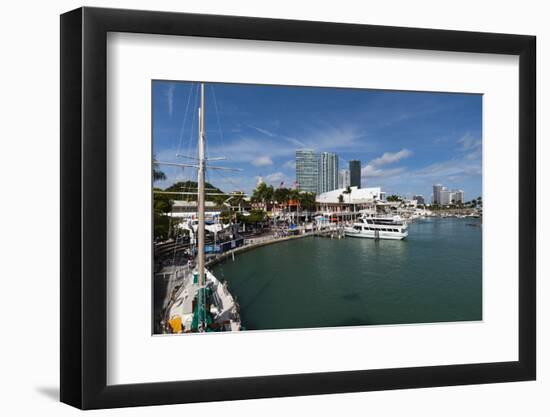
[60,6,536,410]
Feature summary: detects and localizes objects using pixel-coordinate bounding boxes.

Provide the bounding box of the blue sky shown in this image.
[153,81,482,201]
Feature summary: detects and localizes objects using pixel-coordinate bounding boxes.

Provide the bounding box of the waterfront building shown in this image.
[167,200,222,219]
[295,149,318,193]
[349,160,361,188]
[432,183,465,205]
[338,169,351,189]
[413,195,425,205]
[433,184,443,204]
[439,189,453,205]
[453,190,465,204]
[318,152,339,194]
[316,186,384,213]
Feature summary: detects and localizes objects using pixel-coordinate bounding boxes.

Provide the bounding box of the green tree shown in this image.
[228,191,246,209]
[343,186,352,203]
[237,209,267,224]
[274,187,291,206]
[251,182,274,210]
[153,188,173,240]
[386,194,402,202]
[152,156,166,182]
[297,192,316,211]
[164,181,226,202]
[289,188,301,203]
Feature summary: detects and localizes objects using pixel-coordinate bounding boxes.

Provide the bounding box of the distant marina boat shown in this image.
[344,213,408,240]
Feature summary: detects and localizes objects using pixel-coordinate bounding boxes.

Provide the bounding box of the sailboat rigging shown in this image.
[155,82,243,333]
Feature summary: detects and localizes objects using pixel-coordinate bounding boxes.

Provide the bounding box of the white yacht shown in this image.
[345,213,408,240]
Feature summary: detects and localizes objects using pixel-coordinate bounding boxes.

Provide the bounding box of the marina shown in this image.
[152,80,483,334]
[210,217,482,331]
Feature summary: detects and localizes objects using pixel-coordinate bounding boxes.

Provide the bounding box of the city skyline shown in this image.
[153,81,482,200]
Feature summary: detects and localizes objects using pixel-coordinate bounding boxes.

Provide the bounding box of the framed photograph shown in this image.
[60,7,536,409]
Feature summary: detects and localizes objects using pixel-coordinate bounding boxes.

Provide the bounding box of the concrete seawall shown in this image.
[206,233,313,268]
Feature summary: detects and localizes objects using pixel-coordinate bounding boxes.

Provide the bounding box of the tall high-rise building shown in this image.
[439,189,453,205]
[295,149,318,193]
[433,184,443,204]
[453,190,465,204]
[413,195,425,205]
[338,169,351,189]
[318,152,339,194]
[432,183,465,205]
[349,160,361,188]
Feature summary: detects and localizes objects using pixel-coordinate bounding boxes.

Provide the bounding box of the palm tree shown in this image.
[231,192,246,210]
[264,185,274,210]
[274,187,290,207]
[251,182,274,211]
[297,192,316,213]
[343,186,352,205]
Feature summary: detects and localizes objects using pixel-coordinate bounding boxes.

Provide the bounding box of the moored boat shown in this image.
[344,213,408,240]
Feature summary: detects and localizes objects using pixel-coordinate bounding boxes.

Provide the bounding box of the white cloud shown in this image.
[362,165,406,179]
[205,123,371,165]
[465,150,481,160]
[410,159,481,180]
[248,125,277,137]
[251,156,274,167]
[370,148,413,166]
[165,84,175,117]
[283,160,296,170]
[361,148,412,181]
[457,133,481,151]
[265,172,287,184]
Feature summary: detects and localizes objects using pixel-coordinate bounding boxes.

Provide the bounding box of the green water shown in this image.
[211,218,482,330]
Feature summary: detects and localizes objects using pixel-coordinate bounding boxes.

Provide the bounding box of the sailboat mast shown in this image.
[197,83,206,287]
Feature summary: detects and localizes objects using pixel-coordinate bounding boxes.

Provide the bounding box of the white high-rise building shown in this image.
[433,183,465,205]
[318,152,339,194]
[433,184,443,204]
[439,189,453,205]
[338,169,351,189]
[452,190,464,204]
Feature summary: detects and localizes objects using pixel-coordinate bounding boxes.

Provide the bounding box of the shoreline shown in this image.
[206,232,314,269]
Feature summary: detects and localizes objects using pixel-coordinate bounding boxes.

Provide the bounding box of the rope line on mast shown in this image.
[211,84,228,155]
[175,83,195,157]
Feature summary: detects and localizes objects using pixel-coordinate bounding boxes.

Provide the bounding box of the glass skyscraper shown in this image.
[349,160,361,188]
[318,152,339,194]
[295,149,318,193]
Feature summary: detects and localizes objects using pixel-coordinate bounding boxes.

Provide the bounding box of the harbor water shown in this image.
[211,217,482,331]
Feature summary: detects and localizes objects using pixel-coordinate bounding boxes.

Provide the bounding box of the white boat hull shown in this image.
[344,229,408,240]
